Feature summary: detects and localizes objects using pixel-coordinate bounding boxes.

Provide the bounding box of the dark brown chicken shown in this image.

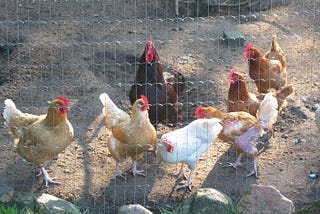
[129,37,185,126]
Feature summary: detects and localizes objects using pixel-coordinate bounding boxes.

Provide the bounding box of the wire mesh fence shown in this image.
[0,0,319,213]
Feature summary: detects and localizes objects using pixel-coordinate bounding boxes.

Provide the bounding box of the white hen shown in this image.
[157,118,223,191]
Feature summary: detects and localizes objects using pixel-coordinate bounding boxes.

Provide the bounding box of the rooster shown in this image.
[99,93,157,179]
[228,68,293,116]
[129,37,185,127]
[3,96,74,186]
[244,42,288,93]
[157,118,223,191]
[195,93,278,178]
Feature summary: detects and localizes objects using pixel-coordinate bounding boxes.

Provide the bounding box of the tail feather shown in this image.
[99,93,129,128]
[3,99,19,126]
[257,92,278,130]
[275,85,293,109]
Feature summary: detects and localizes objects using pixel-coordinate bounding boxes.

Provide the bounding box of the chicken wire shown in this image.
[0,0,319,213]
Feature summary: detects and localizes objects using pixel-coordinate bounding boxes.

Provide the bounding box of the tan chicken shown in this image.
[195,93,278,178]
[244,42,288,93]
[264,36,286,68]
[3,96,74,186]
[99,93,157,179]
[228,68,293,116]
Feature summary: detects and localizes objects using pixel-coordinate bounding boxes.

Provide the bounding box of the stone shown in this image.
[176,188,235,214]
[221,30,246,47]
[237,184,295,214]
[12,192,81,214]
[117,204,153,214]
[0,184,14,203]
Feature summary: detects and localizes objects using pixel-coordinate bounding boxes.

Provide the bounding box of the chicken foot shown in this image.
[128,160,145,177]
[226,152,244,169]
[246,157,258,178]
[174,163,187,181]
[37,167,59,186]
[176,169,194,192]
[113,162,127,180]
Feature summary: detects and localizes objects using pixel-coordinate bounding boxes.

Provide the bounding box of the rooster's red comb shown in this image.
[140,95,149,105]
[194,105,203,117]
[145,36,156,63]
[57,96,69,106]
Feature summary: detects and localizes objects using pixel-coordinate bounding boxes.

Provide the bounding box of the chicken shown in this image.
[2,96,74,186]
[99,93,157,179]
[195,92,278,178]
[244,43,288,93]
[264,36,286,68]
[129,36,185,127]
[228,68,260,116]
[157,118,223,191]
[228,68,293,116]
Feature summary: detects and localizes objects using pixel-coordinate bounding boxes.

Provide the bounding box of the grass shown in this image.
[0,204,38,214]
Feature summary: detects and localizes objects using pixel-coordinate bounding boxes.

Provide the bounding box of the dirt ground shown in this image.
[0,0,319,213]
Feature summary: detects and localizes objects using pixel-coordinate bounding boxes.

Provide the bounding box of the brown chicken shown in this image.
[228,68,293,116]
[195,93,278,178]
[228,68,260,116]
[99,93,157,179]
[129,37,185,127]
[244,42,288,93]
[3,96,74,186]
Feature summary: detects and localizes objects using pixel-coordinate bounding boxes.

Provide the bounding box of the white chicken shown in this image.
[157,118,223,191]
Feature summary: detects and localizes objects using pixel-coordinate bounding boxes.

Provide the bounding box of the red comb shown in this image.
[57,96,69,106]
[244,44,253,52]
[140,95,149,105]
[228,68,236,78]
[145,37,156,63]
[194,105,203,117]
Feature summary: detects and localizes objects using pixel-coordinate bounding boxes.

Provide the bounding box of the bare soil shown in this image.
[0,1,319,213]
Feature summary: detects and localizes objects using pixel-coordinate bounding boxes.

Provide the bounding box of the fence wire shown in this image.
[0,0,319,213]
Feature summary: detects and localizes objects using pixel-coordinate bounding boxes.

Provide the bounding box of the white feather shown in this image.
[257,92,278,130]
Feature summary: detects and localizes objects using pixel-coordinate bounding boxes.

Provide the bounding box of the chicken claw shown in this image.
[176,183,192,192]
[128,161,145,177]
[113,162,127,180]
[39,167,60,186]
[226,161,243,169]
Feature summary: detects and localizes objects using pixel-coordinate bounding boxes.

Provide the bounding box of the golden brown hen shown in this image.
[99,93,157,179]
[3,96,74,186]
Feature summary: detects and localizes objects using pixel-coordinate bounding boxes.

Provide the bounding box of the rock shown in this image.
[221,30,246,47]
[117,204,153,214]
[237,184,295,214]
[177,188,235,214]
[12,192,81,214]
[0,184,14,203]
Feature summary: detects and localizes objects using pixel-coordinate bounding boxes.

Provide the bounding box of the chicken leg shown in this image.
[128,160,145,177]
[37,167,59,186]
[175,163,187,181]
[176,169,194,192]
[246,157,258,178]
[113,162,127,180]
